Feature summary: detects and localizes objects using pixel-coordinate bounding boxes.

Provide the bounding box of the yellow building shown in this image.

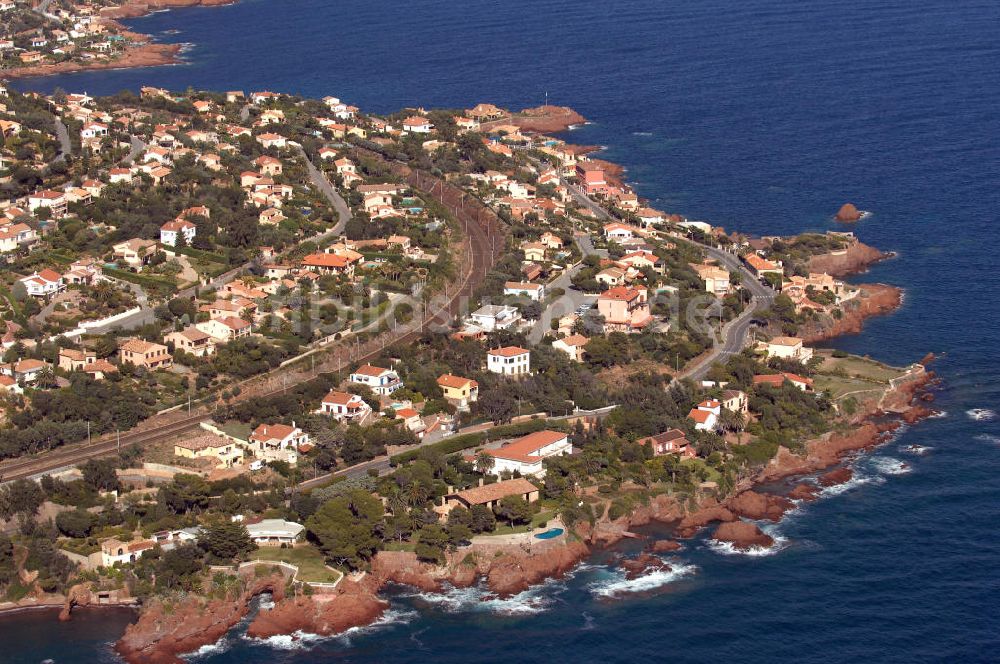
[173,433,244,468]
[437,374,479,410]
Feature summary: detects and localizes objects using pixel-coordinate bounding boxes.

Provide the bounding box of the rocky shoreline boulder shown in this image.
[835,202,863,222]
[619,553,672,580]
[712,521,774,550]
[726,491,794,522]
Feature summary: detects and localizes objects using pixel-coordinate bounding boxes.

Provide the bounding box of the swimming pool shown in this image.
[534,528,564,540]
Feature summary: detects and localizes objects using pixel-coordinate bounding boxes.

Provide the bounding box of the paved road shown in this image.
[124,135,146,165]
[528,233,601,344]
[53,117,71,162]
[295,145,351,235]
[561,178,776,381]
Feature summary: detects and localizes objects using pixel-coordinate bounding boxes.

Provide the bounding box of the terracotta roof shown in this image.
[353,364,391,378]
[175,433,230,452]
[451,478,538,506]
[487,430,568,463]
[251,423,297,442]
[322,390,363,407]
[488,346,529,358]
[559,334,590,347]
[437,374,476,389]
[600,286,643,302]
[769,336,803,347]
[688,409,713,423]
[302,253,350,268]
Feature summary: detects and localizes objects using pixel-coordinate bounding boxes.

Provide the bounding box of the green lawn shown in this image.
[814,350,904,382]
[252,546,343,584]
[492,509,557,536]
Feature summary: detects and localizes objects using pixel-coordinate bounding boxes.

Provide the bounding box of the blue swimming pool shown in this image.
[534,528,564,540]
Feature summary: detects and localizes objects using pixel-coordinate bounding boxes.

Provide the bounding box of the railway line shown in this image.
[0,165,504,484]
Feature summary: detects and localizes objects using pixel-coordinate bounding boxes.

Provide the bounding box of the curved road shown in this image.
[562,179,774,381]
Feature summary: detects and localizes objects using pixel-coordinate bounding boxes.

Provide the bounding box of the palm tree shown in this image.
[475,450,495,475]
[718,408,747,444]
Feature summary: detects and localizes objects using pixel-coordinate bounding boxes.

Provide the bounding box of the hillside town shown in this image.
[0,84,927,654]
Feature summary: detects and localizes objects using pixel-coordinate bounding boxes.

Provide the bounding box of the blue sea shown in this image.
[9,0,1000,661]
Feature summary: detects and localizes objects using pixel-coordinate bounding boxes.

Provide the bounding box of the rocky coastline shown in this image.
[799,282,903,344]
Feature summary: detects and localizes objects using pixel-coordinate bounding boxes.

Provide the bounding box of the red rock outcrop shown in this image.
[486,540,590,596]
[650,539,682,553]
[674,504,736,538]
[619,553,671,580]
[726,491,794,522]
[808,240,890,277]
[100,0,236,19]
[835,203,863,222]
[505,105,587,133]
[712,521,774,550]
[788,484,820,501]
[58,583,92,621]
[245,578,387,640]
[799,284,902,344]
[818,467,854,487]
[116,574,286,664]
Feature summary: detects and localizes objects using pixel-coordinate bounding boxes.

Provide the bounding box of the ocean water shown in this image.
[9,0,1000,662]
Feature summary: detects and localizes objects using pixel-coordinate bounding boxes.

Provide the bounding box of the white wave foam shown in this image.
[819,472,885,497]
[929,410,948,419]
[181,636,230,660]
[632,131,653,136]
[335,608,420,646]
[967,408,995,421]
[588,562,697,598]
[405,579,561,616]
[869,456,912,476]
[901,444,932,455]
[975,433,1000,444]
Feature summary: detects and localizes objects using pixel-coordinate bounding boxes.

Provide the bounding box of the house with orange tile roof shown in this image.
[160,218,196,246]
[597,286,652,333]
[18,269,64,297]
[487,346,531,376]
[318,390,372,421]
[437,374,479,410]
[637,429,695,458]
[119,339,172,370]
[761,336,813,362]
[479,430,571,477]
[445,478,539,511]
[753,372,814,392]
[552,334,590,362]
[101,537,156,567]
[250,422,311,455]
[744,253,784,278]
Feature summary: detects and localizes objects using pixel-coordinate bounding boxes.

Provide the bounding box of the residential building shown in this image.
[597,286,652,333]
[250,422,311,453]
[195,317,252,343]
[504,281,545,301]
[487,346,531,376]
[437,374,479,410]
[246,519,305,546]
[173,433,244,468]
[100,537,155,567]
[763,336,813,362]
[444,478,539,511]
[165,327,216,357]
[119,339,172,370]
[637,429,695,458]
[753,373,814,392]
[318,390,371,421]
[467,304,521,332]
[691,263,731,296]
[58,348,97,372]
[113,239,157,269]
[160,219,196,246]
[19,269,64,297]
[350,364,403,395]
[552,334,589,362]
[480,430,572,477]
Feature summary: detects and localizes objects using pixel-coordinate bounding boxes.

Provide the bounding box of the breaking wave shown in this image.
[966,408,995,421]
[869,456,912,475]
[975,433,1000,444]
[587,562,697,598]
[403,579,564,616]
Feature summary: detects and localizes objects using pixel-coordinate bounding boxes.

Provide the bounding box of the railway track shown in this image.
[0,166,504,484]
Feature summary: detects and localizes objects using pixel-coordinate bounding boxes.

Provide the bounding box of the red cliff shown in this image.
[799,283,902,344]
[712,521,774,550]
[808,239,890,277]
